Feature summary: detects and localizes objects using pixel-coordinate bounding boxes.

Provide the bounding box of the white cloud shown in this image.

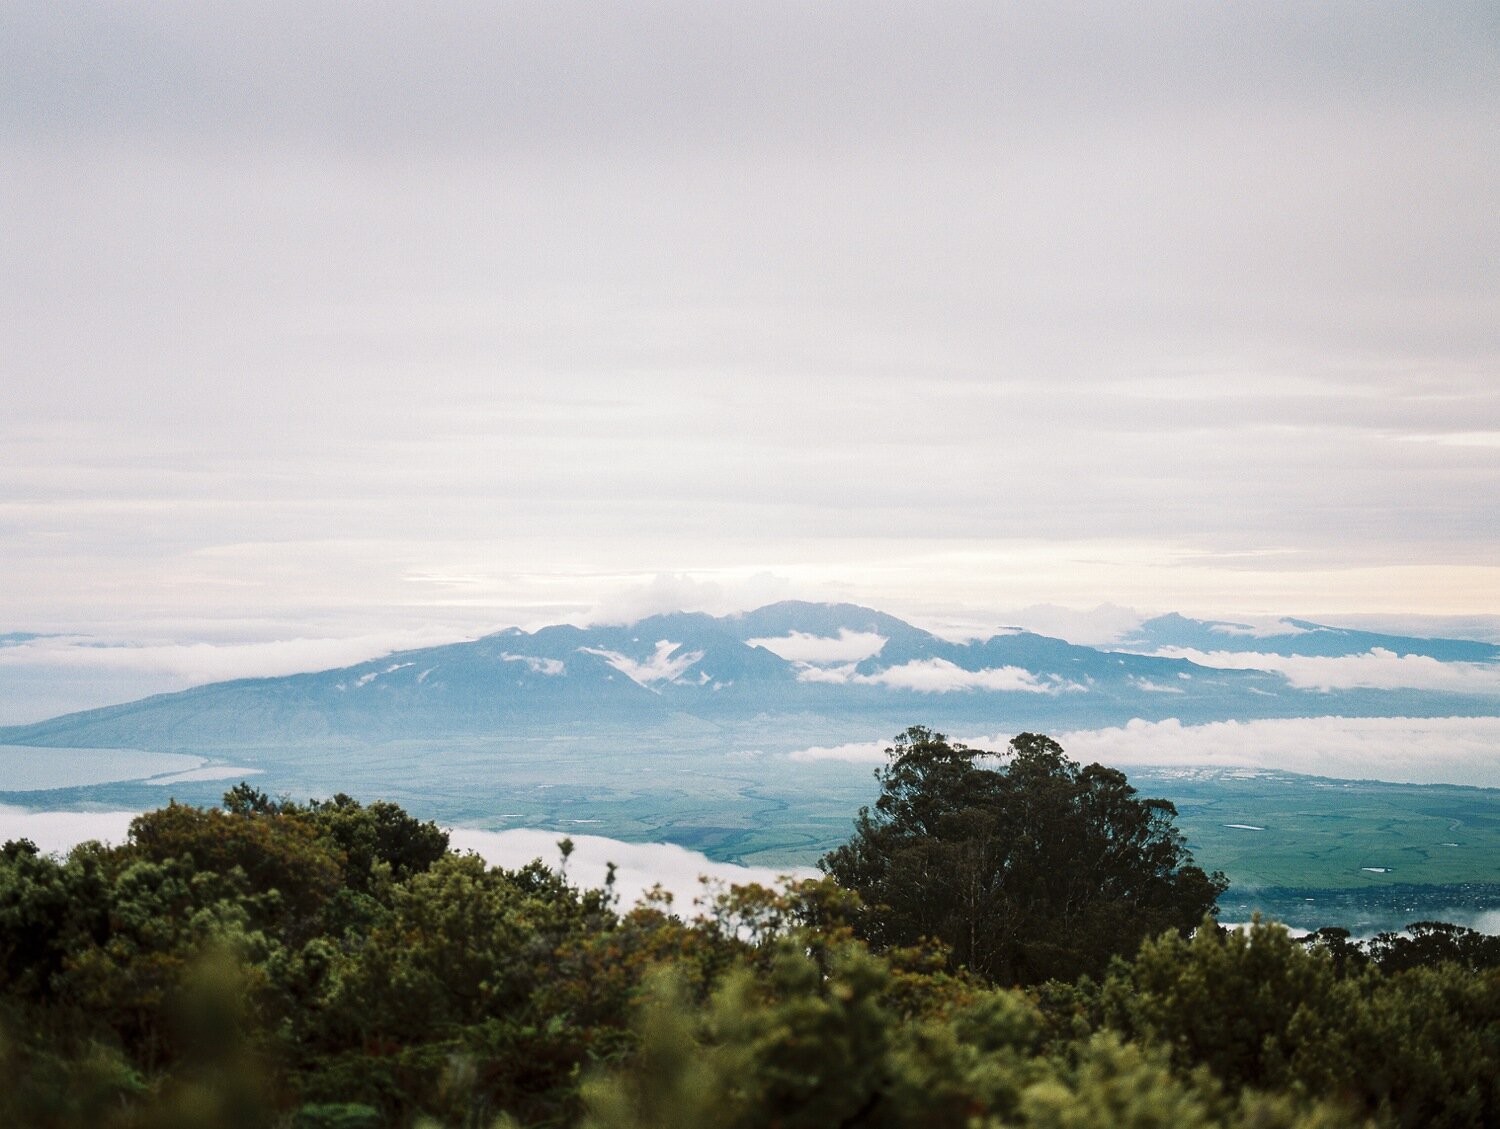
[0,629,473,684]
[500,653,566,676]
[786,740,890,764]
[746,628,887,663]
[578,640,704,686]
[1130,677,1185,694]
[865,659,1063,693]
[1208,619,1311,638]
[787,715,1500,787]
[442,828,817,911]
[0,810,817,912]
[794,662,861,684]
[979,604,1148,647]
[804,658,1078,694]
[586,572,796,625]
[3,7,1499,655]
[1398,431,1500,449]
[0,806,139,854]
[1152,647,1500,693]
[1051,716,1500,788]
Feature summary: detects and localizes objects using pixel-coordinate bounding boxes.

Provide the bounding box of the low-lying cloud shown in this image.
[866,659,1064,694]
[402,827,816,912]
[799,658,1077,694]
[578,641,703,687]
[1208,619,1312,639]
[0,806,139,854]
[0,629,472,683]
[500,653,566,676]
[786,739,890,764]
[1155,647,1500,694]
[746,629,887,663]
[0,810,816,912]
[1054,716,1500,788]
[785,716,1500,788]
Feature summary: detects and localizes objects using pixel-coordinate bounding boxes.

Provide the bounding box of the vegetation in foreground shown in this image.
[2,729,1498,1128]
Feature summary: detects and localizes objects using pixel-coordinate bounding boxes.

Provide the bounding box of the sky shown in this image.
[4,2,1498,692]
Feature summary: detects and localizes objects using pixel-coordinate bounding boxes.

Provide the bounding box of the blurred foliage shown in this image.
[2,732,1499,1127]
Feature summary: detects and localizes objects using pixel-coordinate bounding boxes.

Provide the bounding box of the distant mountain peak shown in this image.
[3,603,1496,752]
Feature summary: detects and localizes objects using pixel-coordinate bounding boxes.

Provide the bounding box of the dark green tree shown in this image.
[820,727,1227,984]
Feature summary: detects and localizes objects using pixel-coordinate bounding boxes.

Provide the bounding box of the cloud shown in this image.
[578,641,704,687]
[500,653,566,676]
[794,663,861,685]
[3,3,1499,637]
[0,810,817,912]
[1051,716,1500,788]
[1209,620,1311,638]
[802,658,1079,694]
[786,715,1500,787]
[0,806,138,854]
[864,659,1066,694]
[786,740,890,764]
[441,828,818,912]
[747,628,888,663]
[1130,677,1185,694]
[0,629,473,683]
[1152,647,1500,693]
[586,573,796,626]
[1329,614,1500,646]
[981,604,1148,647]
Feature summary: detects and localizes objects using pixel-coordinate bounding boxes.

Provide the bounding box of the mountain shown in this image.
[1121,613,1500,662]
[4,604,1499,754]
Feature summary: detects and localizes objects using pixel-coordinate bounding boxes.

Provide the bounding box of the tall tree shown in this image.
[821,727,1227,984]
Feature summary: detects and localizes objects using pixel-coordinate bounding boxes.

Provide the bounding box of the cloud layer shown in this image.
[578,641,704,687]
[1153,647,1500,694]
[747,629,888,663]
[786,716,1500,788]
[1058,716,1500,788]
[447,828,816,913]
[2,3,1497,642]
[0,808,817,915]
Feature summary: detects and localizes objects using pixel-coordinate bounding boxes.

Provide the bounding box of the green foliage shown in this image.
[1105,916,1500,1127]
[1102,917,1358,1095]
[1364,920,1500,974]
[580,941,1357,1129]
[821,727,1227,984]
[2,761,1497,1129]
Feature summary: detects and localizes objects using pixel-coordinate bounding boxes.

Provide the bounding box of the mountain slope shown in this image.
[3,605,1498,752]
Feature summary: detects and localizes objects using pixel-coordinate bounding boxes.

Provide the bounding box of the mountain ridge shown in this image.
[4,603,1499,753]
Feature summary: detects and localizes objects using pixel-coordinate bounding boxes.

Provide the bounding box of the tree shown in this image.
[820,727,1227,984]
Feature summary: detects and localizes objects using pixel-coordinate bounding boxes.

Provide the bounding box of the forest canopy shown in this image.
[1,732,1498,1128]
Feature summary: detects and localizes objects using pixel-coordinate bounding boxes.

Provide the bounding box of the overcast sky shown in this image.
[4,2,1498,658]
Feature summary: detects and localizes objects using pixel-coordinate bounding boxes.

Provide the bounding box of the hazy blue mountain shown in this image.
[1122,613,1500,662]
[3,604,1499,754]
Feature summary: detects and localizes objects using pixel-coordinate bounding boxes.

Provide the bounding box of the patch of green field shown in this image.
[6,742,1498,899]
[1130,768,1500,890]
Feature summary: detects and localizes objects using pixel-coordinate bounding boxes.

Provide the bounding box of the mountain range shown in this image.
[6,602,1499,754]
